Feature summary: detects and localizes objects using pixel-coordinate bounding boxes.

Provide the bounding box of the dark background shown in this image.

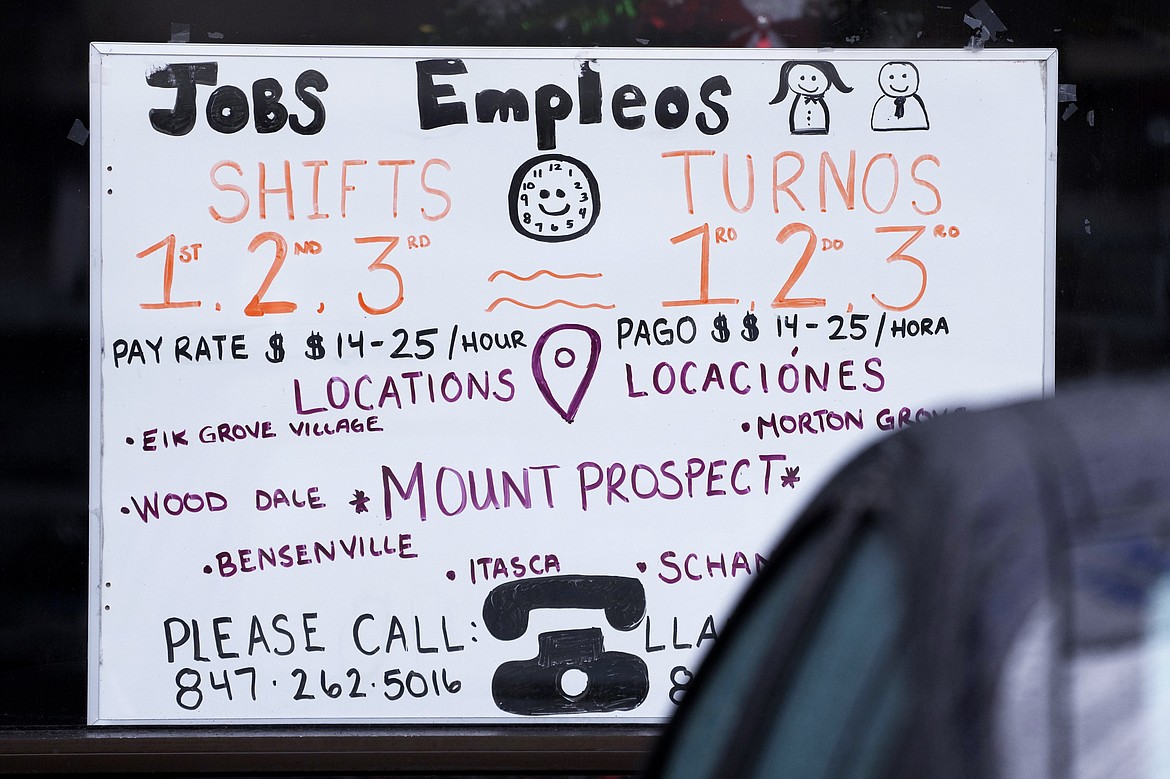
[2,0,1167,737]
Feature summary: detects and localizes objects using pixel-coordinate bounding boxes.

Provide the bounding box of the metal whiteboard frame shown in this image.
[84,41,1057,767]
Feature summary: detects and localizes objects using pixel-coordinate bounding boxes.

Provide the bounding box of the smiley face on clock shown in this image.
[508,154,601,242]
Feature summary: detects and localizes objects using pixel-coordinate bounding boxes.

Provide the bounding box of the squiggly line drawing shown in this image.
[486,298,616,313]
[488,269,603,283]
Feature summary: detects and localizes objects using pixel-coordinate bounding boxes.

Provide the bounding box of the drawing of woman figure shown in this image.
[769,60,853,135]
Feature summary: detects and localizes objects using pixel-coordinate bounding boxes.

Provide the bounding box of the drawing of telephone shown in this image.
[483,574,649,715]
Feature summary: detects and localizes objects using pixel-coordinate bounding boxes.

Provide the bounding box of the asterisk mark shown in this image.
[781,466,801,489]
[350,489,371,514]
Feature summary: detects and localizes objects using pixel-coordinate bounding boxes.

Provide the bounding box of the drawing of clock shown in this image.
[508,154,601,243]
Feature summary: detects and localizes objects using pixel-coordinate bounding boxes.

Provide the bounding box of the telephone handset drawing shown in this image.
[483,574,650,715]
[483,575,647,640]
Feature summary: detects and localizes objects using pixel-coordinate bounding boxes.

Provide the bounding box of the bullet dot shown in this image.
[202,565,213,574]
[471,637,477,643]
[125,436,134,445]
[446,570,456,581]
[120,506,130,515]
[104,605,110,611]
[741,422,751,432]
[105,582,111,588]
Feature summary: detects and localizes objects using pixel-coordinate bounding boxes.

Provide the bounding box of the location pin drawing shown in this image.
[531,324,602,423]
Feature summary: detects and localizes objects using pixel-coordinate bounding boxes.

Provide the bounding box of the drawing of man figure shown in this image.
[871,61,930,131]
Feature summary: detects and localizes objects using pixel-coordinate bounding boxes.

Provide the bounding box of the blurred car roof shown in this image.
[647,375,1170,779]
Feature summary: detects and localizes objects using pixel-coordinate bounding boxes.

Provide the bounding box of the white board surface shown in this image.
[89,44,1056,724]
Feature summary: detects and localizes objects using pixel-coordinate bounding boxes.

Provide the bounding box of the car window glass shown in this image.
[747,529,905,779]
[1148,570,1170,779]
[656,523,829,779]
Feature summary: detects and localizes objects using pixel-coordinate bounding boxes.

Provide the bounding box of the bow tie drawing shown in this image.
[801,95,825,104]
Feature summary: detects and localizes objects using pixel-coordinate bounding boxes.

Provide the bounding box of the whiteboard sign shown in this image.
[89,44,1056,724]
